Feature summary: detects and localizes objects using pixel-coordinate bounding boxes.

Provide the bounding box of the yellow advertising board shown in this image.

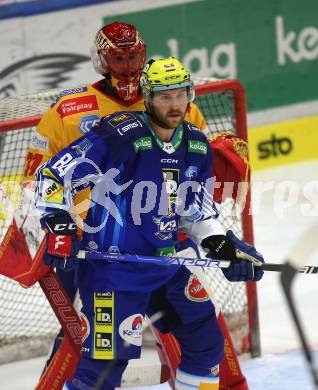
[248,116,318,170]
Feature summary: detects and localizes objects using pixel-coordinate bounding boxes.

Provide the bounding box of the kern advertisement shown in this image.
[0,0,317,168]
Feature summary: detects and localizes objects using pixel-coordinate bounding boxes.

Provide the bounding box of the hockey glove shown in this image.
[40,211,80,270]
[201,230,264,282]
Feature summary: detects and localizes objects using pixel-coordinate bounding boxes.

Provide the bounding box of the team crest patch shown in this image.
[153,215,177,240]
[79,114,101,133]
[185,165,198,180]
[185,274,209,302]
[109,113,135,127]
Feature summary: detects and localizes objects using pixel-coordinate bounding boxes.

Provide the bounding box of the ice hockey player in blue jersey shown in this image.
[35,57,265,390]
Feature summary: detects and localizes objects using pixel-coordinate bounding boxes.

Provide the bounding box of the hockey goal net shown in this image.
[0,79,260,364]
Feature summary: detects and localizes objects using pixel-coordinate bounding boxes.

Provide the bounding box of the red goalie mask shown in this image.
[91,22,146,102]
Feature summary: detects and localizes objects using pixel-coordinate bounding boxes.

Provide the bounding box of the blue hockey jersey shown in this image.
[35,111,224,292]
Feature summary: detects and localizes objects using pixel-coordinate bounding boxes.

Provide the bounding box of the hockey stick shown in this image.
[280,224,318,388]
[77,250,231,268]
[78,250,317,274]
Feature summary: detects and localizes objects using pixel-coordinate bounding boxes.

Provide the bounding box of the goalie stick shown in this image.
[280,224,318,388]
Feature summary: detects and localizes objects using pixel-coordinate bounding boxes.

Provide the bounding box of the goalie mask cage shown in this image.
[0,78,260,364]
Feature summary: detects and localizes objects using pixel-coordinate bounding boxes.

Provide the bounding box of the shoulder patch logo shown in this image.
[51,87,88,107]
[188,140,207,154]
[133,136,152,152]
[30,132,49,152]
[79,114,101,133]
[117,121,140,136]
[109,113,135,127]
[57,95,99,118]
[60,87,88,96]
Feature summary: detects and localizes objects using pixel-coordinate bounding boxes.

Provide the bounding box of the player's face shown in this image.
[103,50,144,78]
[151,88,189,129]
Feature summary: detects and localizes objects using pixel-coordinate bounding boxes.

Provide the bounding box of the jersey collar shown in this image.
[142,113,183,155]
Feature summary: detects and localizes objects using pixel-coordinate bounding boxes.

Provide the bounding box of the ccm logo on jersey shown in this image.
[160,158,179,164]
[57,95,99,118]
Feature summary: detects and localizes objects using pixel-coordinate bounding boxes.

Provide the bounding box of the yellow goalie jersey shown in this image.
[24,81,207,180]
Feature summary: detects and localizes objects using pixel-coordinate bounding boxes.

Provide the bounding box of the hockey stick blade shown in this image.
[280,224,318,388]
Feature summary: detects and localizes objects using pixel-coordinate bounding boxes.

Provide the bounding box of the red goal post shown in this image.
[0,79,261,363]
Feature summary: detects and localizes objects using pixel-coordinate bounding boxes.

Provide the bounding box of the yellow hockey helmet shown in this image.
[140,57,194,100]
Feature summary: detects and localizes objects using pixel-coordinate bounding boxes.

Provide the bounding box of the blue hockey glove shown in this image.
[40,211,80,270]
[201,230,264,282]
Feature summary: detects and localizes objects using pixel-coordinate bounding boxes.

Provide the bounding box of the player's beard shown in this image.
[149,105,187,130]
[146,104,188,130]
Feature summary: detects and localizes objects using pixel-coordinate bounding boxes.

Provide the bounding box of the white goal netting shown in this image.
[0,78,259,364]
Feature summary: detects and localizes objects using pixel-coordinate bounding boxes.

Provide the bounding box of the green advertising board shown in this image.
[103,0,318,112]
